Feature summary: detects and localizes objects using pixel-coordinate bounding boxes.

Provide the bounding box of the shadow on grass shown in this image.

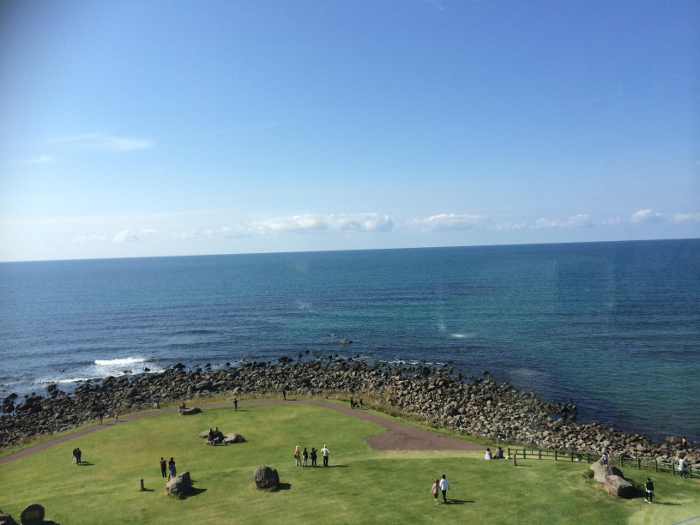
[77,461,94,466]
[444,500,474,505]
[656,502,681,506]
[325,465,348,468]
[276,483,292,491]
[140,488,155,492]
[187,487,207,498]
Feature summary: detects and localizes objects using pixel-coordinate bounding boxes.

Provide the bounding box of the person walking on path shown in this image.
[234,398,238,412]
[679,457,687,479]
[439,475,450,504]
[431,479,440,504]
[310,447,317,467]
[350,395,354,409]
[115,411,118,423]
[160,457,167,478]
[644,478,654,503]
[302,447,308,467]
[282,387,286,401]
[168,458,176,481]
[321,445,329,467]
[98,412,103,425]
[295,446,301,466]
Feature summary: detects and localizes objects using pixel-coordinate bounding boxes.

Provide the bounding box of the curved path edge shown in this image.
[0,399,484,466]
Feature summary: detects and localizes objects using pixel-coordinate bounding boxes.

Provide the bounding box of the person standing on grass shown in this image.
[310,447,317,467]
[431,479,440,504]
[115,411,118,423]
[72,448,77,464]
[234,398,238,411]
[168,458,176,481]
[439,475,449,504]
[282,387,286,401]
[679,457,687,479]
[321,445,329,467]
[302,447,308,467]
[644,478,654,503]
[350,395,354,409]
[160,457,167,478]
[295,446,301,466]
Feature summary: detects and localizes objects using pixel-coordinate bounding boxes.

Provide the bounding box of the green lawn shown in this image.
[1,404,698,524]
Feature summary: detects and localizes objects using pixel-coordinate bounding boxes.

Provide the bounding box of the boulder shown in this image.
[181,408,201,416]
[604,475,635,498]
[19,504,44,525]
[172,363,186,370]
[199,430,210,438]
[0,511,18,525]
[166,471,192,496]
[224,433,245,444]
[254,465,279,489]
[590,459,623,483]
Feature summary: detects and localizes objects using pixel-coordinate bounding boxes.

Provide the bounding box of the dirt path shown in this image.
[0,399,484,466]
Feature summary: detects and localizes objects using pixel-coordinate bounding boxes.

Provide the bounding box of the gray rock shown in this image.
[590,459,623,483]
[224,433,245,444]
[254,465,279,489]
[166,471,192,496]
[181,407,201,416]
[604,475,635,498]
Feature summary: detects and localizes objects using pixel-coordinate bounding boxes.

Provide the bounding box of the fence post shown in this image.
[672,463,675,475]
[621,456,624,468]
[655,460,658,472]
[554,449,557,461]
[524,449,527,459]
[586,452,590,463]
[539,449,542,460]
[570,451,574,462]
[637,458,641,470]
[508,447,511,458]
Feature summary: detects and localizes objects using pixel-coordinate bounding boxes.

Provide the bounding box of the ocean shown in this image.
[1,239,699,442]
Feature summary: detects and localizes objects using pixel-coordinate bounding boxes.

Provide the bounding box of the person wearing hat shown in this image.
[431,478,440,504]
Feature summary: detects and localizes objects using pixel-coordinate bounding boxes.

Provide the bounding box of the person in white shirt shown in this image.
[439,475,449,504]
[321,445,330,467]
[485,448,492,460]
[679,457,687,479]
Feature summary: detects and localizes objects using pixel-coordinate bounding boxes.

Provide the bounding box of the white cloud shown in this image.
[54,133,153,152]
[173,230,196,240]
[533,214,590,229]
[252,213,393,234]
[112,229,158,243]
[596,217,621,226]
[25,155,56,164]
[664,212,700,224]
[71,235,106,246]
[629,209,662,223]
[493,222,526,231]
[405,213,487,232]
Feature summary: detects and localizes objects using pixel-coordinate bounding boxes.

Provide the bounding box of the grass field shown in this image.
[1,404,699,524]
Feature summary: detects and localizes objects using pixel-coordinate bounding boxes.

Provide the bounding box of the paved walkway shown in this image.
[0,399,484,466]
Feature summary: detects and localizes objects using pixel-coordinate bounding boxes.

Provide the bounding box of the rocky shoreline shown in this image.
[1,357,696,470]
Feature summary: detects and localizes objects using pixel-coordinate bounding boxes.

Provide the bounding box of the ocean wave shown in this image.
[450,333,476,339]
[94,357,148,366]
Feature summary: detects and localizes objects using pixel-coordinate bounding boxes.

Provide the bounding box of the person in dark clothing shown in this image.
[302,447,308,467]
[644,478,654,503]
[76,448,82,465]
[160,457,167,478]
[234,398,238,411]
[350,395,354,409]
[310,447,317,467]
[168,458,176,480]
[282,387,286,401]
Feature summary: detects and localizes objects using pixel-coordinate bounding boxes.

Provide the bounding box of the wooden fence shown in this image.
[507,447,697,479]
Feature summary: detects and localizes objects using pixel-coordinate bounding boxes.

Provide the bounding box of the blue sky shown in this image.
[0,0,698,261]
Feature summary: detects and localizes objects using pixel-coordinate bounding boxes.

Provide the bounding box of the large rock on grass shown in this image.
[604,475,635,498]
[254,466,279,489]
[590,459,623,483]
[181,407,201,416]
[225,433,245,444]
[166,471,192,497]
[0,510,18,525]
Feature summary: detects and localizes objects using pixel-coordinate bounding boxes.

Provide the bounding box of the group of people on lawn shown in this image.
[206,427,226,445]
[295,445,330,467]
[159,457,177,480]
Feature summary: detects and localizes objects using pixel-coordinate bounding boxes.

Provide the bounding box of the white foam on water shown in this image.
[450,333,476,339]
[94,357,148,366]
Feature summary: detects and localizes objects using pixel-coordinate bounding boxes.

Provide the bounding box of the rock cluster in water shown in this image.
[1,358,696,471]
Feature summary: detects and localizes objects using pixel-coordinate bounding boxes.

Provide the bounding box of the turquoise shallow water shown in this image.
[1,239,699,442]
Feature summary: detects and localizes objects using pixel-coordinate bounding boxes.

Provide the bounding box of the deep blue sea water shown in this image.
[1,240,699,442]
